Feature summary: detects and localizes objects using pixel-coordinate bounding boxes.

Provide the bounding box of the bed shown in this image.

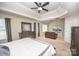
[0,38,56,56]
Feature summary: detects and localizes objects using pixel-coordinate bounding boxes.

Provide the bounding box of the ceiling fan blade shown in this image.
[42,2,49,7]
[38,10,40,13]
[42,8,48,11]
[31,7,38,9]
[34,2,39,7]
[39,2,41,6]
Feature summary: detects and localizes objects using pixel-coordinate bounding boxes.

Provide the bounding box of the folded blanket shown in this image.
[0,45,10,56]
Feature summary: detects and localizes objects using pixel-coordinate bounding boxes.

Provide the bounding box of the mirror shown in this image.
[21,22,32,32]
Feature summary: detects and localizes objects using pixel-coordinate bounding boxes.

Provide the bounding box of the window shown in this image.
[42,24,47,32]
[0,19,7,40]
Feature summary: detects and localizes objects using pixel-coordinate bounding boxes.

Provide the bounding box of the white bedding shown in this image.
[1,38,56,56]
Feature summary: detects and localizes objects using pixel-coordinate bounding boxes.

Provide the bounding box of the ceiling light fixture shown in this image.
[38,7,42,10]
[31,2,49,13]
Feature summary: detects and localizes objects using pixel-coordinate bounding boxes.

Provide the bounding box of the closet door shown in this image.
[74,27,79,55]
[71,27,79,56]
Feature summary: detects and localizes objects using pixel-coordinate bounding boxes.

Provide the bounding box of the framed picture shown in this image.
[52,25,62,33]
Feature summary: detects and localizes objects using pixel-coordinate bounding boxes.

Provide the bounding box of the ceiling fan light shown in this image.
[38,7,42,10]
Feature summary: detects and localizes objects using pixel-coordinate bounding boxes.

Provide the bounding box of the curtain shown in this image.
[5,18,12,42]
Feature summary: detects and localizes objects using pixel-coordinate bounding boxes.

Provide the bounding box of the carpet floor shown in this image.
[38,37,71,56]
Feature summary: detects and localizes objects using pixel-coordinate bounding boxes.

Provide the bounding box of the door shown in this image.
[71,27,79,56]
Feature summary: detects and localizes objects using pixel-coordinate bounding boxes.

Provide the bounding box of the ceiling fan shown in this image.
[31,2,49,13]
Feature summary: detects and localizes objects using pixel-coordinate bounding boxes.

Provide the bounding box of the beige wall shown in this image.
[0,11,40,41]
[47,18,65,38]
[64,15,79,43]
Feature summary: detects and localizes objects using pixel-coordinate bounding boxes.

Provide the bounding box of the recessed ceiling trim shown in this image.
[0,7,38,20]
[17,2,39,15]
[0,2,39,20]
[0,2,69,21]
[38,7,68,21]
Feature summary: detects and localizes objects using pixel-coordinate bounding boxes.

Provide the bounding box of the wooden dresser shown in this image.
[45,32,57,39]
[19,31,36,39]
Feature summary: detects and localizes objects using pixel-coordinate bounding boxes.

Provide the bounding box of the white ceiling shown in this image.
[19,2,60,14]
[0,2,79,21]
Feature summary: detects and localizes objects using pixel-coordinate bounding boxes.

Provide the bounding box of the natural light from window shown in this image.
[42,24,47,32]
[0,19,7,40]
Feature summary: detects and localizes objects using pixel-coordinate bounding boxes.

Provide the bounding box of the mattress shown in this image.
[0,38,56,56]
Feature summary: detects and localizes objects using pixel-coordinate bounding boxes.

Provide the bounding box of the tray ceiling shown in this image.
[0,2,79,21]
[19,2,60,14]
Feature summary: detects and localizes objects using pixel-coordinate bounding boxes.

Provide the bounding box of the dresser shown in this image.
[19,31,36,39]
[45,32,57,39]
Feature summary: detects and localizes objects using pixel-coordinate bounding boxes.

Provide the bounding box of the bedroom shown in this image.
[0,2,79,56]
